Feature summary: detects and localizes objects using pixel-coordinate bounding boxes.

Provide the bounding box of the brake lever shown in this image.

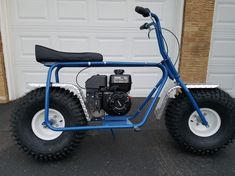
[139,22,154,39]
[140,22,154,30]
[148,28,154,39]
[139,23,149,30]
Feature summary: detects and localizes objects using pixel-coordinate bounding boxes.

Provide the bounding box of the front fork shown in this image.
[153,13,209,127]
[176,78,209,127]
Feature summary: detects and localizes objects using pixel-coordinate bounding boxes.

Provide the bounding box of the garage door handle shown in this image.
[135,6,150,17]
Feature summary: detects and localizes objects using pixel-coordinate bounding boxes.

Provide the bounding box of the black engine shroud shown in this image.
[85,69,132,118]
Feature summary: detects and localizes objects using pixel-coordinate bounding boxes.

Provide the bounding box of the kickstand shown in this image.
[110,129,116,140]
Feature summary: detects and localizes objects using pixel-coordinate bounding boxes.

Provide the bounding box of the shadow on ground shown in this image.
[0,98,235,176]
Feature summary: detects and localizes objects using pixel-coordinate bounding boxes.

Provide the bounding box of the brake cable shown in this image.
[147,26,180,66]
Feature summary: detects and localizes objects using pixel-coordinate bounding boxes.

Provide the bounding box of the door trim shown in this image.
[0,0,17,99]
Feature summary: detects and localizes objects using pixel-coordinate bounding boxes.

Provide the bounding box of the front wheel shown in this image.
[165,88,235,155]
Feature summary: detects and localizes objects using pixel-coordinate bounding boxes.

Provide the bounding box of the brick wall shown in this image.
[0,33,8,103]
[179,0,215,83]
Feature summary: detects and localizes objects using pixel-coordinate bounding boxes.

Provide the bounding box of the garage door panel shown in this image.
[95,37,128,57]
[208,73,235,94]
[96,0,127,22]
[8,0,49,25]
[132,73,162,89]
[210,0,235,29]
[18,36,51,60]
[15,67,49,95]
[58,36,90,52]
[208,64,235,73]
[133,38,160,58]
[16,0,48,20]
[216,3,235,24]
[208,58,235,66]
[57,0,88,21]
[212,40,235,57]
[208,0,235,97]
[13,33,52,65]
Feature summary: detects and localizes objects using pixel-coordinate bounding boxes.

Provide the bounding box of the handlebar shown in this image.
[135,6,150,17]
[135,6,170,64]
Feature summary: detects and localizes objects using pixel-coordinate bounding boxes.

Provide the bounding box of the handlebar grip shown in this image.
[135,6,150,17]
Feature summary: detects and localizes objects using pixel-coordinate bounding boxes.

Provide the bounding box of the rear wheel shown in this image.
[11,87,87,161]
[165,88,235,155]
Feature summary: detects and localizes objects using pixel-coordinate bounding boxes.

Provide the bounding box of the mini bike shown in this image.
[11,7,235,161]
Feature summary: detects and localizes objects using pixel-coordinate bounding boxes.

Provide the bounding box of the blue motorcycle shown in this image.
[11,6,235,161]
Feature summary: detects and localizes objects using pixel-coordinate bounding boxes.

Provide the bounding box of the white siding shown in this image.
[208,0,235,97]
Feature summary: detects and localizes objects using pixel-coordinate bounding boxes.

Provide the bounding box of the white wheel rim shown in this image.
[188,108,221,137]
[31,109,65,140]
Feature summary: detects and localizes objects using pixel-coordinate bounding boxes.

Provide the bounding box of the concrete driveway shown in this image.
[0,99,235,176]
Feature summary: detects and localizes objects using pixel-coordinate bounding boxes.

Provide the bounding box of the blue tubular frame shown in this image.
[43,11,208,132]
[44,62,168,131]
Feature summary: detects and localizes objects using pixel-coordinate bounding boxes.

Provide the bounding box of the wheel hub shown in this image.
[188,108,221,137]
[31,109,65,140]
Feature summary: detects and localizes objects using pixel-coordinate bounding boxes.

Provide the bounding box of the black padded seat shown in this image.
[35,45,103,63]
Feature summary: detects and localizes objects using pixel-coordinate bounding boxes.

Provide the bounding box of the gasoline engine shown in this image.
[85,69,132,119]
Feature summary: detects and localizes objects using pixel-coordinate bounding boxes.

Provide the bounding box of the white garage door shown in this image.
[1,0,184,99]
[208,0,235,97]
